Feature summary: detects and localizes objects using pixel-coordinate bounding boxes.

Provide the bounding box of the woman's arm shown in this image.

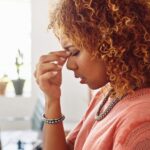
[43,100,70,150]
[34,51,72,150]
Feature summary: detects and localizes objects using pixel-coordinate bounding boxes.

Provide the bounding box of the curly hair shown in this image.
[49,0,150,98]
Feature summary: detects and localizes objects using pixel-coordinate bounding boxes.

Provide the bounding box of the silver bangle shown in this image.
[42,114,65,124]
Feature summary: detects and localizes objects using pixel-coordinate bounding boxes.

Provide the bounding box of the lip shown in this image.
[74,74,80,78]
[74,74,87,84]
[80,78,87,84]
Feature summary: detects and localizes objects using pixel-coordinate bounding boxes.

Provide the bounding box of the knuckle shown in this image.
[39,55,47,62]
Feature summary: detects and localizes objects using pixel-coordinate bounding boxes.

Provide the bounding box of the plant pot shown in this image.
[0,81,8,95]
[12,79,25,95]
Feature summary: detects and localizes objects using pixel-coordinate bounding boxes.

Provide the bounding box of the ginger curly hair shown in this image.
[49,0,150,97]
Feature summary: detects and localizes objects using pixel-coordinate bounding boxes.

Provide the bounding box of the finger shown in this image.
[49,50,70,57]
[57,57,67,66]
[38,71,58,83]
[53,51,70,66]
[39,54,62,63]
[49,51,71,63]
[38,50,70,64]
[37,62,62,76]
[50,57,66,65]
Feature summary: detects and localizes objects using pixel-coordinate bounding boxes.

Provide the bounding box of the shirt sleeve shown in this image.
[114,122,150,150]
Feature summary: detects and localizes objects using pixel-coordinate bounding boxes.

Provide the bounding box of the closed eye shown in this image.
[71,50,80,56]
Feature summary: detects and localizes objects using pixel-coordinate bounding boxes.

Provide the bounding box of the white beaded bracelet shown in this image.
[42,114,65,124]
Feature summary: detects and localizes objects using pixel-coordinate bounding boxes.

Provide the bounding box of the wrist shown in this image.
[42,114,65,125]
[44,100,62,118]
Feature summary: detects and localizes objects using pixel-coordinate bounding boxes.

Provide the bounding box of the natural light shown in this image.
[0,0,31,96]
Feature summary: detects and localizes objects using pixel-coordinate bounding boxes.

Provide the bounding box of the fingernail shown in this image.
[66,51,71,56]
[52,61,58,64]
[52,71,58,76]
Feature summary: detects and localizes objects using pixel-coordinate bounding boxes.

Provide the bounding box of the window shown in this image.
[0,0,31,97]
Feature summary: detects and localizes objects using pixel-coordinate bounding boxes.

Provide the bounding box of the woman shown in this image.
[34,0,150,149]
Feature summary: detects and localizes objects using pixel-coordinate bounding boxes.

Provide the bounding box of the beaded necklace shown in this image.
[95,89,126,121]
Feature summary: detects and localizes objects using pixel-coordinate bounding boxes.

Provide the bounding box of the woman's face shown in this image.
[60,36,109,89]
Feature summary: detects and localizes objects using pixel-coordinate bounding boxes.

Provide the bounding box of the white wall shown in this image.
[31,0,89,131]
[0,0,89,131]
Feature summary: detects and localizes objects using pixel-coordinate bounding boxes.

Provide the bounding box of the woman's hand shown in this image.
[34,50,70,102]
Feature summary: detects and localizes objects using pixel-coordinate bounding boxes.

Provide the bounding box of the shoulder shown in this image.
[114,122,150,150]
[118,88,150,117]
[113,88,150,149]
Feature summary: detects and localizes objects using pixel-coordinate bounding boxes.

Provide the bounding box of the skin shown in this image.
[34,36,108,150]
[60,37,108,89]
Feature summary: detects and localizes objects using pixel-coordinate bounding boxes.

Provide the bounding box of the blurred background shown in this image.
[0,0,91,149]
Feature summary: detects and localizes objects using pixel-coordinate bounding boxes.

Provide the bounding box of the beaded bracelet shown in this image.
[42,114,65,124]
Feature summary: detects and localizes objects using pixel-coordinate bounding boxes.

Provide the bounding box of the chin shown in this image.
[88,82,108,90]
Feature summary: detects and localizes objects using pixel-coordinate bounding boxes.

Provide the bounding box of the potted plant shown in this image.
[0,74,8,96]
[12,49,25,95]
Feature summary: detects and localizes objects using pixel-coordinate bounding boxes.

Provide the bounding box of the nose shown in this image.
[66,57,78,71]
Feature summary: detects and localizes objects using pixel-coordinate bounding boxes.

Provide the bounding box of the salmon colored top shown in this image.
[66,88,150,150]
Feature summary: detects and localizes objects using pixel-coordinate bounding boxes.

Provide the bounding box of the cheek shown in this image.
[89,61,108,83]
[97,63,107,80]
[89,70,108,89]
[77,56,90,69]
